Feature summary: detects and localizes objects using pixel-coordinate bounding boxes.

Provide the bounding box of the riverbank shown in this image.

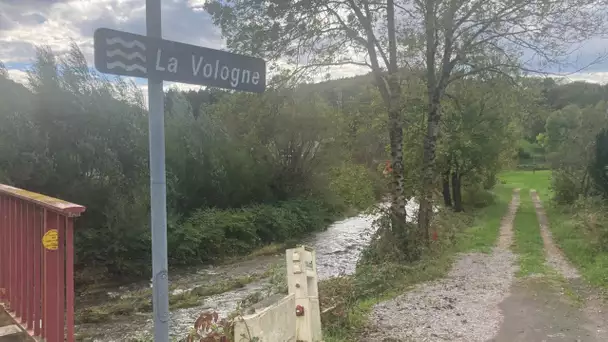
[321,185,514,341]
[74,200,411,341]
[75,197,353,286]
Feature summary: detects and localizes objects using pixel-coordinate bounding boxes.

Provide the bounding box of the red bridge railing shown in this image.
[0,184,85,342]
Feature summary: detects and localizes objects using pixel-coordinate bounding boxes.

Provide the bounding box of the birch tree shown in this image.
[414,0,608,236]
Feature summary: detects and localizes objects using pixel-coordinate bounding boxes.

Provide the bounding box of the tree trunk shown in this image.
[417,98,441,242]
[442,169,452,207]
[387,74,408,242]
[384,0,409,248]
[451,171,463,212]
[581,170,589,197]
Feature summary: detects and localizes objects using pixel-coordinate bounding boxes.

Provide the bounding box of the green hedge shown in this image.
[167,198,338,265]
[517,163,550,171]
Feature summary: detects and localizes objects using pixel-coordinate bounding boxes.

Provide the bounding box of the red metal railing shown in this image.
[0,184,85,342]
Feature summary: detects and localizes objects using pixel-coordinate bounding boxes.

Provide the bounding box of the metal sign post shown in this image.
[146,1,170,341]
[93,2,266,340]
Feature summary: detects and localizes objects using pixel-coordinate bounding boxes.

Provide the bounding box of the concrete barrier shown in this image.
[233,294,296,342]
[233,246,323,342]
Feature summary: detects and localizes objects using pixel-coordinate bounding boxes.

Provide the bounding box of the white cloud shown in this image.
[555,72,608,85]
[139,81,203,95]
[1,0,606,92]
[0,1,131,63]
[0,0,220,66]
[6,68,29,85]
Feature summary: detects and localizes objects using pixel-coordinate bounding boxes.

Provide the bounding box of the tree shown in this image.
[438,77,521,211]
[204,0,417,253]
[204,0,608,248]
[545,81,608,110]
[0,62,7,78]
[415,0,608,237]
[545,101,608,202]
[207,89,340,201]
[590,129,608,198]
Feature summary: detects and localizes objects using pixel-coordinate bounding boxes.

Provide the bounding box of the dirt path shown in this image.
[365,189,608,342]
[493,190,608,341]
[530,191,580,279]
[365,189,521,342]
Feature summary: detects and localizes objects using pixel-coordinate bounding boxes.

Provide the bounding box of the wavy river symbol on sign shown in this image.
[105,37,147,74]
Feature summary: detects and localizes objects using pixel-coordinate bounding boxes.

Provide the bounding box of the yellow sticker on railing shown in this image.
[42,229,59,251]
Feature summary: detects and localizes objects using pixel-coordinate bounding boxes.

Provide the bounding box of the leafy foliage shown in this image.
[542,101,608,203]
[589,129,608,198]
[0,45,382,277]
[171,199,337,264]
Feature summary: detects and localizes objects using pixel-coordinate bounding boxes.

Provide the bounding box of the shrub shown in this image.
[462,185,496,208]
[328,162,378,210]
[551,170,583,204]
[571,197,608,252]
[168,198,336,265]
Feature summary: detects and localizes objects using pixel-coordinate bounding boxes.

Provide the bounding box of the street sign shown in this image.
[94,6,267,340]
[94,27,266,93]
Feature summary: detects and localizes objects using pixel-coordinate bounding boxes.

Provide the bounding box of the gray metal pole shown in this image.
[146,0,170,340]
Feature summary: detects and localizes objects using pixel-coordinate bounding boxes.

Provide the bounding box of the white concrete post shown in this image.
[286,246,322,342]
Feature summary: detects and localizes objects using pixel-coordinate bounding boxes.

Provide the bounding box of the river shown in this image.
[75,200,417,341]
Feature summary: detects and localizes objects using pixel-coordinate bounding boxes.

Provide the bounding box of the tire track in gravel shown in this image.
[364,189,520,342]
[531,190,580,279]
[530,190,608,341]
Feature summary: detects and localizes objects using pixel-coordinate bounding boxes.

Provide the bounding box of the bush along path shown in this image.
[492,190,608,342]
[364,189,521,341]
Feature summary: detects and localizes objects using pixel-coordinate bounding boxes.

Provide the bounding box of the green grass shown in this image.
[500,170,608,289]
[457,184,513,253]
[512,191,547,276]
[516,170,608,288]
[544,202,608,289]
[499,170,552,198]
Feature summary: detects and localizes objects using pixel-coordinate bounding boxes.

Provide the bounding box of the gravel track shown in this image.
[530,190,580,280]
[530,190,608,341]
[365,190,520,342]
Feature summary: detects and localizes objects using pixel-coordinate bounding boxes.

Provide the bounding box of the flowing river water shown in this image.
[75,201,417,341]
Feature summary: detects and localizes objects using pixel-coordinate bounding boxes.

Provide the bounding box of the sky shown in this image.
[1,0,608,92]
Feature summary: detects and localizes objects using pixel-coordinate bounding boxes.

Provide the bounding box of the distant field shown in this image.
[499,170,552,200]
